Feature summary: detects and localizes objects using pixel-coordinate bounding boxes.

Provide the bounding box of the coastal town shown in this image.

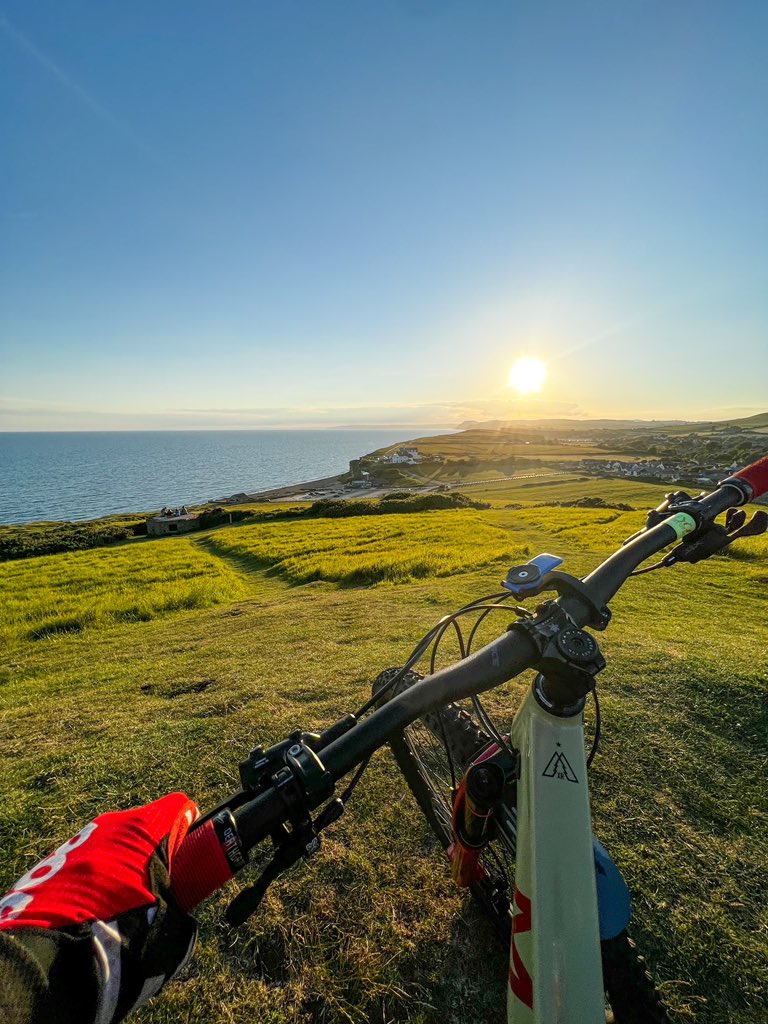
[344,418,768,493]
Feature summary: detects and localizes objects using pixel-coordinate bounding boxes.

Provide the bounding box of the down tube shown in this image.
[507,686,604,1024]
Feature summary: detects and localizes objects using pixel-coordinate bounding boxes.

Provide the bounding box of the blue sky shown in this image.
[1,1,767,429]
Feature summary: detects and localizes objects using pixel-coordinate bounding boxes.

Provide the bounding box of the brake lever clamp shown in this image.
[239,732,334,800]
[643,490,707,531]
[666,507,768,566]
[225,734,337,927]
[620,491,709,548]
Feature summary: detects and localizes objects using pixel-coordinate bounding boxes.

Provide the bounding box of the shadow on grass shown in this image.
[210,866,509,1024]
[27,617,87,640]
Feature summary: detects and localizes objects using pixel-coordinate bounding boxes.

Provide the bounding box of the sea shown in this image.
[0,429,449,526]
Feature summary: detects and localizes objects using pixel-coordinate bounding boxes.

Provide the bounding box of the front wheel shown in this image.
[372,668,670,1024]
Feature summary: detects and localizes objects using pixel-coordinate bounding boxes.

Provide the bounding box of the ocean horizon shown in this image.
[0,429,450,526]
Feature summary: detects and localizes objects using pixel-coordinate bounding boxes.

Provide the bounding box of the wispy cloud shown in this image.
[3,395,764,432]
[0,14,168,170]
[0,395,585,430]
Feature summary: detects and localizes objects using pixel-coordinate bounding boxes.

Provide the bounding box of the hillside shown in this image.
[720,411,768,430]
[456,417,688,430]
[0,474,766,1024]
[454,412,768,432]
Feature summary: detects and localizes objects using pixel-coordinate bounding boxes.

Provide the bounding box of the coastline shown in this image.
[220,471,351,504]
[219,471,436,504]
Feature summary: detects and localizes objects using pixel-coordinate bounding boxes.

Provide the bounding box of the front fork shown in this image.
[506,680,605,1024]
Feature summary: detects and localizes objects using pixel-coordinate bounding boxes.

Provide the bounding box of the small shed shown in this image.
[147,512,199,536]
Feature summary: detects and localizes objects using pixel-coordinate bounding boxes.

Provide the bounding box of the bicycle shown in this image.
[169,456,768,1023]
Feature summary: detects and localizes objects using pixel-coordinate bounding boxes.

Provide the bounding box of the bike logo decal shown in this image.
[509,888,533,1009]
[542,749,578,783]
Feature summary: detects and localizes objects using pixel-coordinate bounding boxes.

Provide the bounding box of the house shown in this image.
[383,447,422,465]
[147,509,199,536]
[348,471,372,488]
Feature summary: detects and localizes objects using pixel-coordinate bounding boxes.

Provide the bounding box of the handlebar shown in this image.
[574,477,749,610]
[172,627,541,911]
[170,456,767,913]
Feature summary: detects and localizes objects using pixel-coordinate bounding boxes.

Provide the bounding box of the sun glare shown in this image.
[508,357,546,395]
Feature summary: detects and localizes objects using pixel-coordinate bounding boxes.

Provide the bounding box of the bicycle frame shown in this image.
[506,681,603,1023]
[174,464,768,1017]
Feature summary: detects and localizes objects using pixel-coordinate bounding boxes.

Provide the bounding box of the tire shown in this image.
[601,931,671,1024]
[373,667,670,1024]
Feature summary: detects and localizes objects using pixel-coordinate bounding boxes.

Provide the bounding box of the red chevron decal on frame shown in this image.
[509,888,533,1009]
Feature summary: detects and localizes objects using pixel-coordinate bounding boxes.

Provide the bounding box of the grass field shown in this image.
[474,473,665,508]
[0,479,766,1024]
[204,511,530,585]
[0,539,251,643]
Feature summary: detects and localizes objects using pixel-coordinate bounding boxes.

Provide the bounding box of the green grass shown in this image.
[0,513,149,561]
[0,538,251,643]
[205,511,529,585]
[0,500,766,1024]
[473,474,669,509]
[502,506,643,550]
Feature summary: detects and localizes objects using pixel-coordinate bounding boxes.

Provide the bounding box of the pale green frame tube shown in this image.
[506,685,604,1023]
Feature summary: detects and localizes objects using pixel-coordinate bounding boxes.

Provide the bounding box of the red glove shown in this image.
[0,793,199,1024]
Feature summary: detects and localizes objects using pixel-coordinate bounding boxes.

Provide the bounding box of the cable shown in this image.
[352,590,512,717]
[471,693,517,762]
[428,599,529,676]
[426,597,529,764]
[352,632,439,718]
[345,592,532,803]
[466,593,530,655]
[629,559,672,576]
[338,755,370,805]
[437,709,457,793]
[426,591,518,673]
[429,616,466,675]
[586,688,601,767]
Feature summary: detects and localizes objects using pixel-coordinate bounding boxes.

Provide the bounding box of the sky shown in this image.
[1,1,767,430]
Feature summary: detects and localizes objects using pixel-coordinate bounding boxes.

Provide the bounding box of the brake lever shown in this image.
[225,798,345,926]
[727,509,767,541]
[225,825,302,926]
[725,508,746,533]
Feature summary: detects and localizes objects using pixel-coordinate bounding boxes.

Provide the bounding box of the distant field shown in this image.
[386,429,620,461]
[205,511,529,585]
[472,474,667,508]
[0,539,251,643]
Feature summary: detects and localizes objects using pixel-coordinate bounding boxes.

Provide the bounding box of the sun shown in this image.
[508,357,546,395]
